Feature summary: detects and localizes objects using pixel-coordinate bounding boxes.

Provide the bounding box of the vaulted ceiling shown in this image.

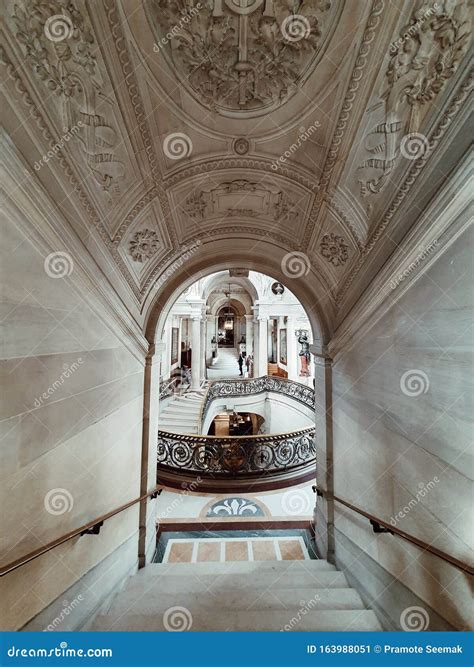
[1,0,472,337]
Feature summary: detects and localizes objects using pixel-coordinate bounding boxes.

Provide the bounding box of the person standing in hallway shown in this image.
[245,354,253,377]
[238,353,244,376]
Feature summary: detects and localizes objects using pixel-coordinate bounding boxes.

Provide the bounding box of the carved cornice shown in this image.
[301,0,386,248]
[335,69,473,305]
[163,157,316,192]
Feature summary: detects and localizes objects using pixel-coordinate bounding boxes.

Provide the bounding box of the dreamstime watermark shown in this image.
[155,241,201,290]
[281,14,311,42]
[44,488,74,516]
[271,120,321,171]
[389,4,439,54]
[400,606,430,631]
[157,477,202,522]
[34,122,84,171]
[390,477,440,526]
[163,606,193,631]
[44,595,84,631]
[33,358,84,408]
[44,14,74,42]
[163,132,193,160]
[400,132,430,160]
[280,594,321,631]
[281,251,311,279]
[7,643,112,659]
[281,489,312,515]
[153,3,202,52]
[44,251,74,278]
[400,369,430,397]
[389,239,439,289]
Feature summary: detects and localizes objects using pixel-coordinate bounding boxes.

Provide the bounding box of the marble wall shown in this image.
[330,225,473,630]
[0,212,146,630]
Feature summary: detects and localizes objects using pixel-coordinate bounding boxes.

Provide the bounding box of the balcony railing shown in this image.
[157,426,315,485]
[200,376,315,426]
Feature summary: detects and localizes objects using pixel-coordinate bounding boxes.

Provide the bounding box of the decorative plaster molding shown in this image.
[320,233,349,266]
[328,154,472,361]
[146,0,336,116]
[336,69,473,305]
[129,229,160,263]
[301,0,386,248]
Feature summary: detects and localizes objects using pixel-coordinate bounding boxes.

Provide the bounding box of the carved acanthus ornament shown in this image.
[184,179,298,223]
[147,0,336,115]
[128,229,160,263]
[13,0,125,201]
[358,0,471,197]
[320,233,349,266]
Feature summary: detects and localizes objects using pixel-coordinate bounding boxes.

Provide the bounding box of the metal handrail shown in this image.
[0,487,161,577]
[318,490,474,576]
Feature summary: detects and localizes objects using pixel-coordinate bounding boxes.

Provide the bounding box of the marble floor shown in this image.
[154,529,317,564]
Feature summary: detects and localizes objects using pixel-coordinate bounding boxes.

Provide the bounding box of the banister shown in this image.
[318,490,474,576]
[0,487,161,577]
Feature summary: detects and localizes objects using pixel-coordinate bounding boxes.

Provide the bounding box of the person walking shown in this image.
[238,353,244,376]
[245,354,253,377]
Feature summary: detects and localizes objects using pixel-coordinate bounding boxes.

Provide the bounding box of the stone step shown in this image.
[160,414,198,422]
[93,609,381,632]
[142,560,336,575]
[115,570,349,594]
[104,587,365,616]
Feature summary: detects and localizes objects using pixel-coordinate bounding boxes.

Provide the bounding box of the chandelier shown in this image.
[224,283,233,330]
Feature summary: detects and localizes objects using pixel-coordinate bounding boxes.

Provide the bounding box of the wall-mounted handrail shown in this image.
[0,487,161,578]
[318,489,474,576]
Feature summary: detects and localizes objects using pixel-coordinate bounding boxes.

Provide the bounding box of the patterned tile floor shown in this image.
[154,529,317,563]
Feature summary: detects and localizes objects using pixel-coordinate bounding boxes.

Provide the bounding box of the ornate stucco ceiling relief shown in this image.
[169,173,312,244]
[356,0,472,200]
[145,0,338,117]
[11,0,143,231]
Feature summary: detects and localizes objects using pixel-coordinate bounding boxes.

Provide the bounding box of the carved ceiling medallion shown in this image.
[146,0,337,116]
[129,229,160,263]
[320,233,349,266]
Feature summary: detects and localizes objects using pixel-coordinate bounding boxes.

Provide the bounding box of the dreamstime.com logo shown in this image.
[44,14,74,42]
[390,240,439,289]
[34,122,84,171]
[44,488,74,516]
[280,594,321,631]
[400,606,430,631]
[44,595,84,631]
[389,4,439,54]
[281,489,312,515]
[400,369,430,397]
[281,251,311,279]
[155,241,201,290]
[163,132,193,160]
[7,643,112,658]
[281,14,311,42]
[390,477,440,526]
[34,358,84,408]
[271,121,321,171]
[44,251,74,278]
[153,3,202,51]
[163,606,193,631]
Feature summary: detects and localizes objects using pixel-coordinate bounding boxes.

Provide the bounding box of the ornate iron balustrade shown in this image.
[157,426,315,478]
[200,376,315,426]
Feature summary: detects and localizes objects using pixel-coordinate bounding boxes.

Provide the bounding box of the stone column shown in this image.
[287,317,298,380]
[200,317,207,381]
[138,343,161,567]
[257,316,268,377]
[191,315,202,389]
[311,347,334,563]
[245,314,253,356]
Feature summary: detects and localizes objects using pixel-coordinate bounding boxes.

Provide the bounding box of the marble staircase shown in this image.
[91,560,382,631]
[159,390,206,434]
[207,347,241,379]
